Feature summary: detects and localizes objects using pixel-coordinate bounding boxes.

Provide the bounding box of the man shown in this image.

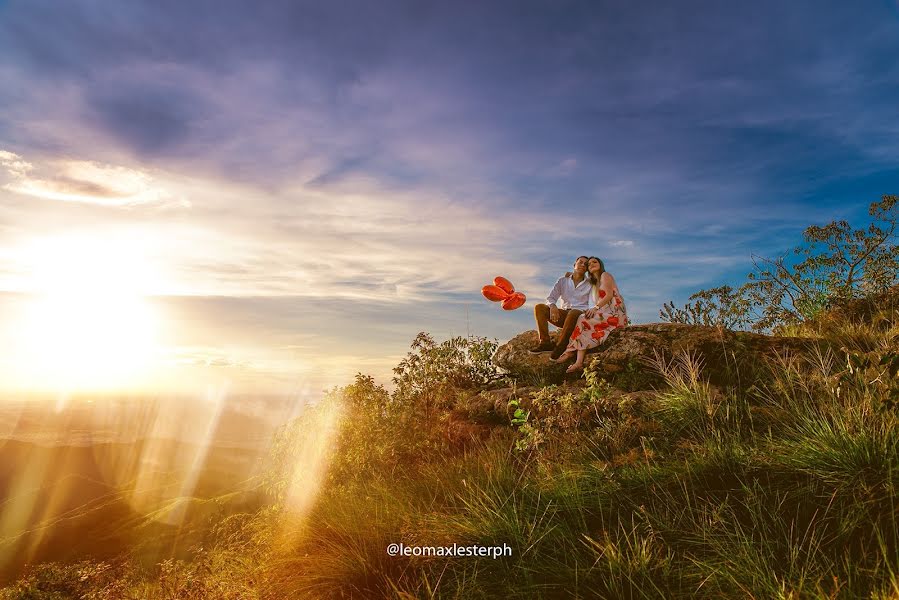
[529,256,592,360]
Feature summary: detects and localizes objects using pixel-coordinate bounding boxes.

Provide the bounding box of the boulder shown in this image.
[455,385,539,424]
[494,323,832,390]
[490,330,572,383]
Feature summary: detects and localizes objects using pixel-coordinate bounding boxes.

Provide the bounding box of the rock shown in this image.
[457,385,538,423]
[494,323,832,390]
[455,392,502,424]
[490,330,572,383]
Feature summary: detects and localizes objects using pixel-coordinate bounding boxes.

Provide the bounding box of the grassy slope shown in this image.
[2,309,898,599]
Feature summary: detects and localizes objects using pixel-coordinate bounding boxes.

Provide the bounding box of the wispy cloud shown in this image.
[0,150,187,208]
[0,153,583,304]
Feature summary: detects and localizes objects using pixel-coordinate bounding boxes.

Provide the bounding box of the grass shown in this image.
[2,309,898,599]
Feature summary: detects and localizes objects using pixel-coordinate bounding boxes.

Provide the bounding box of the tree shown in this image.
[661,195,898,332]
[745,195,897,330]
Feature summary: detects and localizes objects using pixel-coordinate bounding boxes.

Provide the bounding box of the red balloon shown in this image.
[502,292,526,310]
[482,285,510,302]
[493,276,515,294]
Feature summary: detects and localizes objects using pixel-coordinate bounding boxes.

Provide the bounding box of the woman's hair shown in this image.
[586,256,605,286]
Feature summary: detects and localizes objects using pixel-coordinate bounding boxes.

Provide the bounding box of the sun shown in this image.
[12,233,164,392]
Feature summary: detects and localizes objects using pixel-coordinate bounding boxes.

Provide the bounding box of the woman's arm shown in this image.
[585,273,616,317]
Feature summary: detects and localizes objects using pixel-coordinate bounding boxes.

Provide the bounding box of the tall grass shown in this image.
[3,312,898,598]
[648,349,754,444]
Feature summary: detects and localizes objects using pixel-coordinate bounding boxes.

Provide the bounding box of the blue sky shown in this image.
[0,0,897,395]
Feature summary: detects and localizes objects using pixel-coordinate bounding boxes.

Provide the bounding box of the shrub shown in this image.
[268,334,503,491]
[662,195,898,332]
[0,561,134,600]
[747,195,897,330]
[512,372,615,453]
[392,333,501,408]
[660,285,755,330]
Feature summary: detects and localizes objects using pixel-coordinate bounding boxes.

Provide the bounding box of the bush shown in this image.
[392,332,501,407]
[660,285,754,330]
[0,561,133,600]
[662,195,898,332]
[268,334,503,491]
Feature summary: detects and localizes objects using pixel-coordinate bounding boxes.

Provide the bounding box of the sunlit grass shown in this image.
[2,304,898,598]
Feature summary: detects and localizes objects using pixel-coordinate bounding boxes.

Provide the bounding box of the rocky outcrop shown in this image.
[491,330,572,383]
[493,323,832,390]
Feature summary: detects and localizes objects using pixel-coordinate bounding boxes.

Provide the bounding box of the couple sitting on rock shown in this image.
[529,255,628,373]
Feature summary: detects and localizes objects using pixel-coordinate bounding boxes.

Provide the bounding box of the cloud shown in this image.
[165,348,252,369]
[0,150,32,177]
[2,1,897,219]
[609,240,634,247]
[86,83,201,155]
[0,150,188,208]
[0,154,586,305]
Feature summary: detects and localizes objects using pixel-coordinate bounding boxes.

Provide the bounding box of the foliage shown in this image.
[269,334,502,491]
[513,385,591,452]
[264,384,347,502]
[660,285,755,330]
[512,368,616,452]
[831,347,899,412]
[662,195,898,332]
[6,315,899,598]
[266,372,442,492]
[0,561,134,600]
[392,332,501,408]
[507,397,529,427]
[747,194,897,330]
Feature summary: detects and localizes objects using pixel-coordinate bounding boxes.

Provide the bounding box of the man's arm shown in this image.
[545,276,565,307]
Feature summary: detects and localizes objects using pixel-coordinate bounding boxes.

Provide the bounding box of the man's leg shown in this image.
[534,304,551,342]
[551,309,583,359]
[530,304,560,353]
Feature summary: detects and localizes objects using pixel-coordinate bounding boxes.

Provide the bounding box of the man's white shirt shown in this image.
[545,274,593,311]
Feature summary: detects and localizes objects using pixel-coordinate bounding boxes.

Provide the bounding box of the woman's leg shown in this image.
[553,313,589,362]
[552,348,575,362]
[574,349,586,366]
[566,349,587,373]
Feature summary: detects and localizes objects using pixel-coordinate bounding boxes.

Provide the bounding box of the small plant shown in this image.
[583,362,615,403]
[511,374,619,453]
[508,397,530,427]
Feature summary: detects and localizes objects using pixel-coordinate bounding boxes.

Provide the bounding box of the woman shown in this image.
[553,256,628,373]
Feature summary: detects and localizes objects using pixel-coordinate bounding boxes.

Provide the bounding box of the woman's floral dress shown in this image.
[566,285,628,352]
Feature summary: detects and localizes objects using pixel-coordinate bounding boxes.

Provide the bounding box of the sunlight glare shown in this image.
[12,233,164,391]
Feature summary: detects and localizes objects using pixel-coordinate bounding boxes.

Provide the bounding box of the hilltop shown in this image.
[2,285,897,598]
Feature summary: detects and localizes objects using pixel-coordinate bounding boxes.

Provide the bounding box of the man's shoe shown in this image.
[549,346,567,360]
[528,340,555,354]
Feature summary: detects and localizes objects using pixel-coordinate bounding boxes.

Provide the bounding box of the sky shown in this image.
[0,0,898,397]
